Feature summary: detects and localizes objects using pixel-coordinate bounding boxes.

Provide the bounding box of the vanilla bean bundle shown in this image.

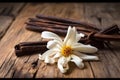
[25,15,120,49]
[15,14,120,57]
[25,15,120,41]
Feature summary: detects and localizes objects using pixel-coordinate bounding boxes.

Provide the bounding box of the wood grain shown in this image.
[84,3,120,78]
[0,3,120,78]
[0,3,25,41]
[0,16,13,39]
[0,3,25,17]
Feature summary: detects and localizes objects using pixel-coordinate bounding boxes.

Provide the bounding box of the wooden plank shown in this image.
[0,3,26,40]
[84,3,120,78]
[100,3,120,78]
[1,3,120,78]
[107,3,120,62]
[0,3,26,18]
[0,3,44,77]
[0,3,95,78]
[0,16,13,39]
[84,3,110,78]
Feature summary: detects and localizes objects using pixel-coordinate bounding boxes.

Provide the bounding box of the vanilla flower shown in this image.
[39,26,99,73]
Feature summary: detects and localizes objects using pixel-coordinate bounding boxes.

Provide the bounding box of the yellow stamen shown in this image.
[61,46,72,57]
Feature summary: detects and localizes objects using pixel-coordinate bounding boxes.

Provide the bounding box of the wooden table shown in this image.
[0,3,120,78]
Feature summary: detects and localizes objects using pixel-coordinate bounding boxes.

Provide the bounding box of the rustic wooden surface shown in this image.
[0,3,120,78]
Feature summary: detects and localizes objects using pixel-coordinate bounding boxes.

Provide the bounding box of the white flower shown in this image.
[39,26,99,73]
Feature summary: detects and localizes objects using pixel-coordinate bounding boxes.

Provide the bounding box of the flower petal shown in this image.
[74,51,99,61]
[38,54,42,60]
[76,33,85,42]
[41,31,62,42]
[63,26,72,45]
[53,52,61,59]
[57,56,69,73]
[66,27,77,46]
[47,40,62,49]
[70,55,84,69]
[52,52,62,62]
[44,56,55,64]
[47,40,57,49]
[40,49,56,60]
[72,44,98,53]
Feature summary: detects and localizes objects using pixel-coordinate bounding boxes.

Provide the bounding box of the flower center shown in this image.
[61,46,72,57]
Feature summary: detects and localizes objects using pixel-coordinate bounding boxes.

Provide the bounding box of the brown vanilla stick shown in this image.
[85,25,120,48]
[93,34,120,41]
[25,21,97,33]
[99,24,119,34]
[19,41,47,46]
[26,25,120,42]
[26,25,67,36]
[15,41,48,57]
[26,21,68,30]
[36,14,100,31]
[87,24,120,41]
[28,18,99,32]
[29,18,72,26]
[28,17,99,32]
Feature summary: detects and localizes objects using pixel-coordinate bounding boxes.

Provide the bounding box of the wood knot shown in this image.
[31,58,39,68]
